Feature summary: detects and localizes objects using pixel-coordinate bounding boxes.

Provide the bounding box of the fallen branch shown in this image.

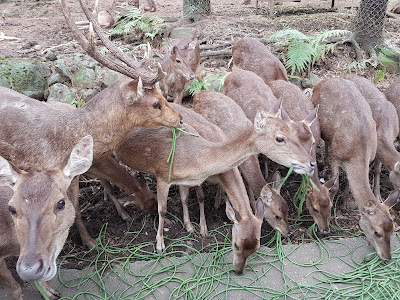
[41,40,78,54]
[200,47,232,58]
[0,32,20,41]
[386,11,399,19]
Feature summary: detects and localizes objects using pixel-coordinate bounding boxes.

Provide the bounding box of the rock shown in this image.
[78,88,100,101]
[58,53,100,73]
[47,83,76,104]
[169,27,197,39]
[33,44,42,51]
[35,61,52,78]
[101,70,120,87]
[55,59,73,81]
[47,73,64,86]
[73,67,96,88]
[0,58,47,99]
[301,78,313,89]
[203,72,228,92]
[45,50,58,61]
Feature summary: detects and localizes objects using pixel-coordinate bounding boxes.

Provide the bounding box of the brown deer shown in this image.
[159,36,201,104]
[192,90,290,236]
[0,0,181,286]
[114,101,315,273]
[384,78,400,134]
[311,77,400,261]
[344,75,400,195]
[223,70,336,233]
[0,135,93,297]
[232,37,288,84]
[268,79,338,234]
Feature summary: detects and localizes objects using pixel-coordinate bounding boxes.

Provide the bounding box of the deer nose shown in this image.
[310,161,316,168]
[320,228,330,235]
[189,73,195,80]
[17,258,45,281]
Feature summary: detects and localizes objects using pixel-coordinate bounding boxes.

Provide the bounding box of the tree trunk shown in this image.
[183,0,211,22]
[352,0,388,51]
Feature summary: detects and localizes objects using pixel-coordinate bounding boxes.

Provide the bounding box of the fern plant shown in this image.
[268,29,351,76]
[111,7,163,40]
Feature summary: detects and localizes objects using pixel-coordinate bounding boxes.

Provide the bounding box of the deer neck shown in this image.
[377,139,400,172]
[343,160,377,206]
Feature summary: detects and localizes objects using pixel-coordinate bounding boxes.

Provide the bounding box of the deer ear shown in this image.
[324,173,339,190]
[63,135,93,183]
[0,157,21,190]
[383,189,400,208]
[271,171,282,192]
[120,77,144,105]
[303,105,319,127]
[226,201,242,224]
[255,197,264,220]
[254,111,268,132]
[394,161,400,173]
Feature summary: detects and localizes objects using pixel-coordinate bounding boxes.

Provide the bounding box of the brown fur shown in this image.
[232,37,288,84]
[384,78,400,134]
[311,77,399,260]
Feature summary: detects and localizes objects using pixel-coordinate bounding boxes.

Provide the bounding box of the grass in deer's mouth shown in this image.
[165,127,199,183]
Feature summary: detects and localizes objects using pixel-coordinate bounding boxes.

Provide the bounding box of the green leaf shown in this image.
[286,42,316,75]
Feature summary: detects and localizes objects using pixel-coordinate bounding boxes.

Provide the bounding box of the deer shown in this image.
[0,0,182,286]
[192,90,290,236]
[113,100,315,273]
[0,135,93,299]
[159,36,201,105]
[268,79,338,234]
[223,69,336,233]
[344,75,400,196]
[311,77,400,261]
[384,78,400,134]
[232,37,288,84]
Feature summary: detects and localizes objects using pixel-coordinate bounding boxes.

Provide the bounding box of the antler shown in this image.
[59,0,164,87]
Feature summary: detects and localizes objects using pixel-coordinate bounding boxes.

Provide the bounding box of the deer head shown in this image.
[260,171,289,237]
[359,189,400,261]
[0,136,93,282]
[166,43,196,81]
[226,198,264,274]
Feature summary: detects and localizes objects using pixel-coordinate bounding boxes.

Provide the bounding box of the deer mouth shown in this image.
[293,164,315,177]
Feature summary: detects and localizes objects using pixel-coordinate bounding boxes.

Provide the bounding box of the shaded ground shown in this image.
[1,0,400,288]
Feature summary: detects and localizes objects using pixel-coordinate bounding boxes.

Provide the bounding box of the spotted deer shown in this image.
[311,77,400,261]
[232,37,288,84]
[159,36,201,104]
[344,75,400,196]
[0,0,181,287]
[192,90,290,236]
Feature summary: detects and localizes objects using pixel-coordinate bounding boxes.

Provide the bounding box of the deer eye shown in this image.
[276,137,285,143]
[312,207,319,212]
[374,231,382,238]
[275,215,282,220]
[176,59,181,63]
[153,102,161,110]
[8,205,17,215]
[56,199,65,210]
[234,243,239,250]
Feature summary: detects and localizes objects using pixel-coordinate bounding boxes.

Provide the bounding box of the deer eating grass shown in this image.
[311,77,400,261]
[192,90,290,236]
[344,75,400,195]
[232,37,288,84]
[159,36,201,105]
[0,0,182,286]
[0,135,93,299]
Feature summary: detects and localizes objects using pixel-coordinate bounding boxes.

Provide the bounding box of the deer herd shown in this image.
[1,1,400,299]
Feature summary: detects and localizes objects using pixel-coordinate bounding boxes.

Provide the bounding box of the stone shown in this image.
[54,59,73,81]
[73,67,96,88]
[45,50,58,61]
[169,27,197,39]
[78,88,100,101]
[101,70,120,87]
[0,58,47,99]
[47,73,64,86]
[47,83,76,104]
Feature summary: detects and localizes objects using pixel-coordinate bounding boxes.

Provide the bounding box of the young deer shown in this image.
[311,77,400,261]
[232,37,288,84]
[192,90,290,236]
[0,136,93,296]
[114,101,315,273]
[159,37,201,104]
[344,75,400,195]
[384,78,400,134]
[268,80,338,234]
[223,70,336,233]
[0,0,181,286]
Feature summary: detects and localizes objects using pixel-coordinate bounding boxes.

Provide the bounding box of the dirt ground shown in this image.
[2,0,400,271]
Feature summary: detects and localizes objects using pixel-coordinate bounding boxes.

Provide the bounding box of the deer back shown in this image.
[232,37,288,84]
[384,78,400,134]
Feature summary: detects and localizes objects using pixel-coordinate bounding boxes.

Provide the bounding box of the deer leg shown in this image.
[329,160,340,202]
[372,160,383,201]
[195,185,208,237]
[100,179,132,222]
[37,281,61,300]
[179,186,194,233]
[69,177,96,248]
[156,181,170,253]
[0,259,22,300]
[214,184,223,209]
